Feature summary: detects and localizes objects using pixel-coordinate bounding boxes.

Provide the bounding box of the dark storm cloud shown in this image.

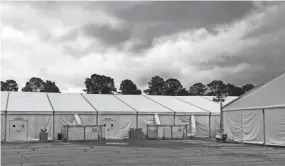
[82,24,132,46]
[114,1,254,52]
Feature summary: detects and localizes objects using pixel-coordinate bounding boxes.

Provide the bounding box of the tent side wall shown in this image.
[224,106,285,146]
[1,112,5,141]
[265,107,285,146]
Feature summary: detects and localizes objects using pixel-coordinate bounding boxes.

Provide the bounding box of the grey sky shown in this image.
[1,1,285,92]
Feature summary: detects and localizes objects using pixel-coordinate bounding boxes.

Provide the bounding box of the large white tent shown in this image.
[1,91,237,142]
[223,72,285,146]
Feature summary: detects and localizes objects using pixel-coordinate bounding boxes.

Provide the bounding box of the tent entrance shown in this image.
[101,120,116,139]
[9,120,28,141]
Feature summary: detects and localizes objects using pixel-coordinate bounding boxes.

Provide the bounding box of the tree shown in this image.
[1,80,19,91]
[177,88,189,96]
[207,80,227,97]
[165,78,183,96]
[144,76,168,95]
[22,77,61,92]
[242,84,255,93]
[42,80,61,93]
[119,79,141,95]
[189,83,207,96]
[22,77,45,92]
[83,74,117,94]
[226,83,244,96]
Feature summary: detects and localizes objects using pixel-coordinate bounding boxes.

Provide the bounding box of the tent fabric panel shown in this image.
[242,110,264,144]
[6,115,53,141]
[176,96,220,113]
[7,92,53,112]
[47,93,95,112]
[224,73,285,111]
[194,115,209,138]
[1,114,5,141]
[210,115,220,138]
[82,94,135,113]
[54,115,75,136]
[116,95,173,113]
[138,115,155,136]
[147,96,207,113]
[1,91,9,111]
[159,115,174,125]
[175,115,191,135]
[79,115,97,125]
[98,115,136,139]
[265,107,285,146]
[223,111,242,141]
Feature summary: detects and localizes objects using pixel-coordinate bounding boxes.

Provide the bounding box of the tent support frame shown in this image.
[209,113,211,139]
[262,109,266,145]
[46,93,56,140]
[4,92,10,141]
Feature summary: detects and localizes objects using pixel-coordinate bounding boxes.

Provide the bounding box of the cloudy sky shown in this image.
[1,1,285,92]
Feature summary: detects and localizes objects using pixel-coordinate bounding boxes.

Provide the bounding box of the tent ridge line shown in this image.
[46,93,55,112]
[173,96,210,113]
[142,95,175,113]
[5,91,10,112]
[112,95,138,113]
[80,93,99,112]
[223,71,285,109]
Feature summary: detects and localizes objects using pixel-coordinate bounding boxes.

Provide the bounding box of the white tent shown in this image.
[223,72,285,146]
[1,91,235,141]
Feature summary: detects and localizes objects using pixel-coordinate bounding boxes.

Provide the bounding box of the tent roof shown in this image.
[7,92,53,112]
[47,93,96,112]
[116,95,174,114]
[224,72,285,111]
[1,91,9,111]
[82,94,136,114]
[175,96,220,113]
[202,96,238,106]
[146,95,209,114]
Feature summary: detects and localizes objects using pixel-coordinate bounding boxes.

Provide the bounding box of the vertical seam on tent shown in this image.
[263,109,266,145]
[173,96,210,113]
[80,94,99,125]
[46,93,55,140]
[241,110,243,143]
[4,92,10,141]
[142,95,175,113]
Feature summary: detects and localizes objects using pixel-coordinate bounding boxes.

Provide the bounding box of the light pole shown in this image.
[213,95,225,133]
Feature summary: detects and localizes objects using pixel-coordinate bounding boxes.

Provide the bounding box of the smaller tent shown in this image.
[223,71,285,146]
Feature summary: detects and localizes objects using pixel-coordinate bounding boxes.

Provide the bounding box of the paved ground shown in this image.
[1,140,285,166]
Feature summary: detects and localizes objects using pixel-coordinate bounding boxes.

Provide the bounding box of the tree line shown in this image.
[1,74,255,96]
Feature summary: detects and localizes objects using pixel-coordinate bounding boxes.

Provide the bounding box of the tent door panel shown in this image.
[9,120,28,141]
[101,120,116,139]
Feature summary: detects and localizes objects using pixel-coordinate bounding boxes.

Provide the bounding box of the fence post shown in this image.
[136,113,138,128]
[147,125,149,139]
[185,125,188,139]
[171,125,173,139]
[209,113,211,140]
[96,112,99,125]
[262,109,266,145]
[67,125,69,140]
[83,126,86,141]
[189,115,192,139]
[157,125,159,139]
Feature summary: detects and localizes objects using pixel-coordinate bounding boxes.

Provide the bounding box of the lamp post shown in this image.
[213,95,225,133]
